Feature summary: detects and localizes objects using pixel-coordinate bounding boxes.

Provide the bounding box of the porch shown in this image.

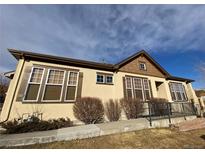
[140,101,197,126]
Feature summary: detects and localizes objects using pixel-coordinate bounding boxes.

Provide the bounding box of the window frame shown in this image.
[169,82,187,102]
[125,76,151,101]
[105,75,113,84]
[125,77,134,98]
[64,71,79,102]
[96,74,105,83]
[41,68,66,102]
[139,62,147,71]
[23,67,45,102]
[133,77,145,101]
[142,79,151,101]
[96,73,113,85]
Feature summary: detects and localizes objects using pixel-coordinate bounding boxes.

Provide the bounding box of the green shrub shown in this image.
[105,99,121,122]
[120,98,144,119]
[1,116,73,134]
[73,97,104,124]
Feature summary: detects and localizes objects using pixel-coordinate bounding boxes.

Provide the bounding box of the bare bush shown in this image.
[105,99,121,122]
[149,98,169,116]
[149,98,168,103]
[73,97,104,124]
[120,98,144,119]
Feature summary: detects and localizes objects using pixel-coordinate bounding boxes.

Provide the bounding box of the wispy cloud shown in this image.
[1,4,205,73]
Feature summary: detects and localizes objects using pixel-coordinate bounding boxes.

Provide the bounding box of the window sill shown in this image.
[22,101,76,104]
[172,100,189,103]
[96,82,114,85]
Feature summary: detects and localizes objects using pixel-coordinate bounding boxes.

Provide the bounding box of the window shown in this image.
[133,78,144,100]
[24,67,44,101]
[143,79,151,100]
[139,62,146,71]
[125,77,133,98]
[125,77,151,101]
[65,71,79,101]
[96,73,113,84]
[169,82,187,101]
[106,75,113,84]
[97,74,104,83]
[42,69,65,101]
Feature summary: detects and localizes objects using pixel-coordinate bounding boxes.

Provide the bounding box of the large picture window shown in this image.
[169,82,187,101]
[24,67,45,101]
[125,77,151,101]
[65,71,79,101]
[42,69,65,101]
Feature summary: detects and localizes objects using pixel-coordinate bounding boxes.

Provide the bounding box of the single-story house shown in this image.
[0,49,199,122]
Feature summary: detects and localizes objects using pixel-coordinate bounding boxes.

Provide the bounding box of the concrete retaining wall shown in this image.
[151,115,196,127]
[0,124,101,147]
[0,115,197,148]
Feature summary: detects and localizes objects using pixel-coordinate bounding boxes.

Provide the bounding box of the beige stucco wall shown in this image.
[185,83,199,104]
[198,96,205,107]
[0,60,199,122]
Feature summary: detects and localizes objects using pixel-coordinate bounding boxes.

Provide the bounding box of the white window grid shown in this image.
[133,78,143,89]
[125,77,133,89]
[143,79,149,90]
[106,75,113,83]
[96,74,105,83]
[96,73,113,84]
[125,77,151,101]
[23,67,45,102]
[68,71,78,86]
[139,63,146,70]
[125,77,134,98]
[42,68,66,102]
[133,77,145,101]
[170,82,187,101]
[30,68,44,83]
[47,69,64,85]
[65,71,79,102]
[143,79,151,101]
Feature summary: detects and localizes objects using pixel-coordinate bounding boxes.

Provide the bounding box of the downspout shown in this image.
[0,55,25,124]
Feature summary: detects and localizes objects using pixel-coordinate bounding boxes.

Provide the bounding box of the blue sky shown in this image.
[0,4,205,89]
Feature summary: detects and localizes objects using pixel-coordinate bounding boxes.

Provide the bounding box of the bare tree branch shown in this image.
[0,73,10,106]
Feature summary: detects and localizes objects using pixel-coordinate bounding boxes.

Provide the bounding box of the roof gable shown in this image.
[115,50,170,77]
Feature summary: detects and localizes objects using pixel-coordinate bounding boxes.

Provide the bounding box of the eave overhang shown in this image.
[7,48,195,83]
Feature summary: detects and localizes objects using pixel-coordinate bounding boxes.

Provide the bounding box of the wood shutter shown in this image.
[16,66,32,102]
[76,72,83,99]
[122,77,127,99]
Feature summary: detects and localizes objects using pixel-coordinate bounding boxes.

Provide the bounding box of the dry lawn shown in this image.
[12,128,205,149]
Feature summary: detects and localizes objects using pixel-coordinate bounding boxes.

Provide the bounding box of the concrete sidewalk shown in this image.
[175,118,205,131]
[0,116,196,148]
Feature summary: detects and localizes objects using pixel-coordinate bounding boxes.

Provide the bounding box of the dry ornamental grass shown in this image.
[9,128,205,149]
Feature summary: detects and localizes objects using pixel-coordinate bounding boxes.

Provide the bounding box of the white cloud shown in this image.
[1,4,205,72]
